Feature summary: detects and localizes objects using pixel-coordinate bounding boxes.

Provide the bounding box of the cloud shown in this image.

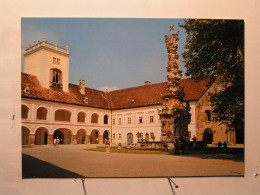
[97,86,119,92]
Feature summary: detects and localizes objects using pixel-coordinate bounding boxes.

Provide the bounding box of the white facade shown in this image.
[111,105,162,144]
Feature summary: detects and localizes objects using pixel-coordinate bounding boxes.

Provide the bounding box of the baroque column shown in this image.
[159,25,191,142]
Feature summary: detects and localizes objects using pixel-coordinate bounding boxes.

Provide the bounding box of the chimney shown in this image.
[144,81,151,86]
[79,80,86,95]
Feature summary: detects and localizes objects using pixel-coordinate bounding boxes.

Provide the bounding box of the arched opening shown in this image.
[174,117,182,136]
[203,128,213,144]
[76,129,87,144]
[127,132,133,145]
[90,129,99,144]
[22,105,29,119]
[77,112,86,123]
[35,127,48,145]
[50,68,63,89]
[53,128,72,144]
[22,126,30,145]
[37,107,48,120]
[91,113,99,123]
[205,110,211,121]
[103,130,109,143]
[104,115,108,124]
[55,109,71,122]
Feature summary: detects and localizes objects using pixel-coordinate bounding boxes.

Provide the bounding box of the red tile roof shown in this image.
[21,73,212,110]
[21,73,109,109]
[108,77,212,109]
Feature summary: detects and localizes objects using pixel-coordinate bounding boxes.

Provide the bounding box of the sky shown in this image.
[21,18,187,91]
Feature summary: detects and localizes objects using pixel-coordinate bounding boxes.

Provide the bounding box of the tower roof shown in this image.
[24,40,69,57]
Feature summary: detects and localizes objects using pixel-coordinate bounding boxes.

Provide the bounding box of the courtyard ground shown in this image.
[22,144,244,178]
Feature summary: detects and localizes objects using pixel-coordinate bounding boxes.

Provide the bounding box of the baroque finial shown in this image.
[168,25,176,35]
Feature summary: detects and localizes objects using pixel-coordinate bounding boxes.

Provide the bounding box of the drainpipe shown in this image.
[111,109,113,144]
[106,90,113,144]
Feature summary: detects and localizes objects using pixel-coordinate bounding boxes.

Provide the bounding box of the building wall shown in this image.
[24,48,69,92]
[22,99,204,145]
[22,98,111,145]
[188,101,196,141]
[195,83,234,144]
[45,50,69,92]
[111,106,162,144]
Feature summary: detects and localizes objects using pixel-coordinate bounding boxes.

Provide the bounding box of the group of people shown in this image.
[53,137,60,147]
[218,141,228,150]
[174,137,186,155]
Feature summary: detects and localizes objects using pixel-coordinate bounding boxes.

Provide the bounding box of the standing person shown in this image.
[180,137,185,155]
[218,141,222,150]
[105,138,110,154]
[56,137,60,148]
[174,139,180,155]
[53,138,57,147]
[223,141,227,150]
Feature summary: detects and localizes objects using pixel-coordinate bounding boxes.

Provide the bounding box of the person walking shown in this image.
[56,137,60,148]
[53,138,57,147]
[105,138,110,154]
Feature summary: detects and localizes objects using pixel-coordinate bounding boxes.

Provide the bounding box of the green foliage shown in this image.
[179,19,244,128]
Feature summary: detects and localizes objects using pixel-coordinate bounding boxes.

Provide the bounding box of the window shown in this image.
[119,133,122,139]
[113,133,115,139]
[50,69,63,88]
[206,110,211,121]
[53,57,56,64]
[118,118,122,125]
[150,132,155,140]
[55,109,71,122]
[84,97,88,104]
[188,131,191,138]
[127,117,131,124]
[77,112,86,123]
[91,113,99,123]
[22,105,29,119]
[139,117,143,124]
[57,58,60,65]
[150,116,154,123]
[112,118,115,125]
[104,115,108,124]
[140,133,143,138]
[37,107,47,120]
[24,86,30,94]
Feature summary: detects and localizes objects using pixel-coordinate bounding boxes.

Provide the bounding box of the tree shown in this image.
[179,19,244,128]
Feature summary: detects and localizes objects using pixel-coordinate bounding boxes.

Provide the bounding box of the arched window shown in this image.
[50,68,63,89]
[91,113,99,123]
[77,112,86,123]
[55,109,71,122]
[37,107,48,120]
[22,105,29,119]
[104,115,108,124]
[205,110,211,121]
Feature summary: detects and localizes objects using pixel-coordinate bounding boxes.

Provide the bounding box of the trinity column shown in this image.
[159,25,191,142]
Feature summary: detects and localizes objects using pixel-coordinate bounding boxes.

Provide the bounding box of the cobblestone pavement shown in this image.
[22,144,244,178]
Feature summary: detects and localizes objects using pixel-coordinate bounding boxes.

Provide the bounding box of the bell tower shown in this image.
[24,37,70,92]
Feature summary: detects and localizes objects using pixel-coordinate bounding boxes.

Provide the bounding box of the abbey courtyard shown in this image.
[21,25,244,177]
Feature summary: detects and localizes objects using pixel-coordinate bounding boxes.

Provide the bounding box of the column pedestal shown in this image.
[98,135,103,144]
[47,135,53,145]
[85,135,90,144]
[29,134,35,145]
[71,135,76,144]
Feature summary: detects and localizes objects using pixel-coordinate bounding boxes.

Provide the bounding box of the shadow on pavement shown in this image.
[22,154,85,178]
[170,148,244,162]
